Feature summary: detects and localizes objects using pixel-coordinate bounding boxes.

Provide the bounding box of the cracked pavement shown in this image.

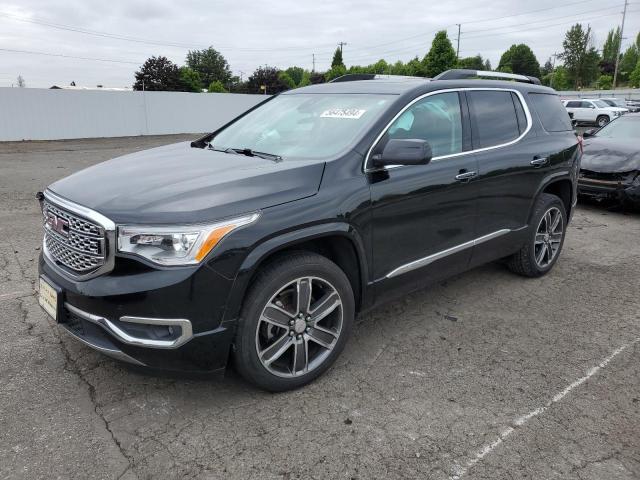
[1,135,639,479]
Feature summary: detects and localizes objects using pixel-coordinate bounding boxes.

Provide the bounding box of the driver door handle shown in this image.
[530,156,549,167]
[455,170,477,181]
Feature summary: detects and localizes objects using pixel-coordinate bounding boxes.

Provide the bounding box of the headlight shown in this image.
[117,213,259,266]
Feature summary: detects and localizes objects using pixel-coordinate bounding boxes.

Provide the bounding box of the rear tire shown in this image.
[507,193,567,278]
[596,115,610,127]
[233,252,354,391]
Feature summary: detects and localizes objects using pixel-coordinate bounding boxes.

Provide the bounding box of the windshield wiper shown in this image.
[207,144,282,162]
[225,147,283,162]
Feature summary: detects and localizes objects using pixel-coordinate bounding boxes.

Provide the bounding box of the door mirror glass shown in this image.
[372,139,432,167]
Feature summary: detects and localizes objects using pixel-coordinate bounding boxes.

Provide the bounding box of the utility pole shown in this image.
[238,71,245,82]
[312,53,316,72]
[550,52,558,89]
[338,41,347,54]
[455,24,461,61]
[612,0,629,89]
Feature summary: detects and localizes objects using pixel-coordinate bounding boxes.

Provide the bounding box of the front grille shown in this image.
[43,200,107,275]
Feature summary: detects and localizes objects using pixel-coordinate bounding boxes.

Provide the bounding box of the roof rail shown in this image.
[434,69,541,85]
[329,74,425,83]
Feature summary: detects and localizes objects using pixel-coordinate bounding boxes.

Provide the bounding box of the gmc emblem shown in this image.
[46,212,70,237]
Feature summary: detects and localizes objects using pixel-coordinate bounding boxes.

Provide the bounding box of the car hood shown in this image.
[581,137,640,173]
[49,142,326,224]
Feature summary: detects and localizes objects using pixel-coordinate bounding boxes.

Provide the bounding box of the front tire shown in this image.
[233,252,354,391]
[596,115,610,127]
[507,193,567,277]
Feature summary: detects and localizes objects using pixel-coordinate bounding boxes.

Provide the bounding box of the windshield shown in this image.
[603,99,626,108]
[592,100,608,108]
[595,117,639,139]
[211,94,394,160]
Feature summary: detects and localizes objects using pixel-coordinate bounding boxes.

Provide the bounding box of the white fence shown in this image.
[556,89,640,100]
[0,88,267,141]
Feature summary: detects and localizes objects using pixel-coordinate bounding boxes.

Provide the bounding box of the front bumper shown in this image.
[578,176,640,206]
[39,254,238,373]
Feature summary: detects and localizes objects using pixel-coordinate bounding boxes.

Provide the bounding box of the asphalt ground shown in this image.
[1,135,638,480]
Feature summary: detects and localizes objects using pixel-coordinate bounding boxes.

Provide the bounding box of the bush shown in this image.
[597,75,613,90]
[207,80,228,93]
[630,60,640,88]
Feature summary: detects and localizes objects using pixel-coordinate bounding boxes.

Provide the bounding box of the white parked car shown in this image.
[563,99,627,127]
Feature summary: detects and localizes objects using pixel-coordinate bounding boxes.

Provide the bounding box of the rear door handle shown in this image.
[455,171,477,181]
[530,156,549,167]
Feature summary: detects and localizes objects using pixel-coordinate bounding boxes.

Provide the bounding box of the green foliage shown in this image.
[484,59,492,71]
[423,30,456,77]
[133,56,183,91]
[619,45,639,82]
[552,66,571,90]
[498,65,513,74]
[331,48,345,69]
[186,47,232,89]
[325,64,347,81]
[597,75,613,90]
[284,66,305,86]
[207,80,228,93]
[541,59,554,76]
[298,71,312,87]
[630,59,640,88]
[246,66,290,94]
[457,55,487,71]
[559,24,601,88]
[602,27,621,62]
[498,44,541,77]
[179,67,202,92]
[277,71,297,90]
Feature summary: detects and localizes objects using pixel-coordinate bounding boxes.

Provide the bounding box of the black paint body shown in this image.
[39,79,581,372]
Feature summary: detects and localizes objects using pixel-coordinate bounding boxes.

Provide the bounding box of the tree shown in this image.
[185,47,231,89]
[630,59,640,88]
[278,71,297,90]
[484,59,492,71]
[549,66,571,90]
[423,30,457,77]
[325,64,346,81]
[179,67,202,92]
[284,66,305,86]
[619,45,639,82]
[246,66,290,94]
[542,58,554,77]
[133,56,183,91]
[602,27,621,63]
[207,80,228,93]
[559,24,600,89]
[597,75,613,90]
[498,44,541,77]
[16,75,25,87]
[331,47,345,69]
[457,55,486,71]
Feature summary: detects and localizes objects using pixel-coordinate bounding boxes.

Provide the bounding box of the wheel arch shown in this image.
[223,222,369,322]
[530,173,574,223]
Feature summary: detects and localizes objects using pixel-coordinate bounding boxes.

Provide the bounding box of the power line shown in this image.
[0,47,141,64]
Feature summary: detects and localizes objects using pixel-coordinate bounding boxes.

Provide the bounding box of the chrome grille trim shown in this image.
[42,190,116,281]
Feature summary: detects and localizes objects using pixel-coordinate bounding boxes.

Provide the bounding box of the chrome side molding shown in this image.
[65,303,193,349]
[386,229,511,279]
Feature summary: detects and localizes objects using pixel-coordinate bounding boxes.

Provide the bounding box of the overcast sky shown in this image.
[0,0,636,88]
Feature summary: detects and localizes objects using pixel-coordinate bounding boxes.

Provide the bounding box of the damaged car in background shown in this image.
[578,113,640,209]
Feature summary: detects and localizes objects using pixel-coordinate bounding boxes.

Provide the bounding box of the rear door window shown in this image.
[467,90,521,149]
[566,101,581,108]
[528,93,573,132]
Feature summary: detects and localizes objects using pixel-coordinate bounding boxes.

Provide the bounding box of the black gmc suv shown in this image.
[38,69,580,391]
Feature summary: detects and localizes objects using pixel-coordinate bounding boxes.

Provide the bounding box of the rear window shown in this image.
[529,93,573,132]
[566,101,581,108]
[468,90,521,148]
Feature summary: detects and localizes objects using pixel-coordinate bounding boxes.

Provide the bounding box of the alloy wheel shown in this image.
[255,277,343,378]
[534,206,564,268]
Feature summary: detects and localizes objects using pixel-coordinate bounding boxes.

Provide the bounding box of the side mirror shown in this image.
[582,129,597,138]
[372,139,432,168]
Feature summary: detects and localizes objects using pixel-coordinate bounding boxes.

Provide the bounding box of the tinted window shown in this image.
[566,101,581,108]
[386,92,463,157]
[511,92,528,134]
[529,93,573,132]
[468,91,520,148]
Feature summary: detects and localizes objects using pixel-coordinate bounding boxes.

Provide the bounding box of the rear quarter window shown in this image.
[467,90,521,149]
[529,93,573,132]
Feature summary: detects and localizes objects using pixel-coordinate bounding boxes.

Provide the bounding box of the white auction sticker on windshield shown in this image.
[320,108,366,119]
